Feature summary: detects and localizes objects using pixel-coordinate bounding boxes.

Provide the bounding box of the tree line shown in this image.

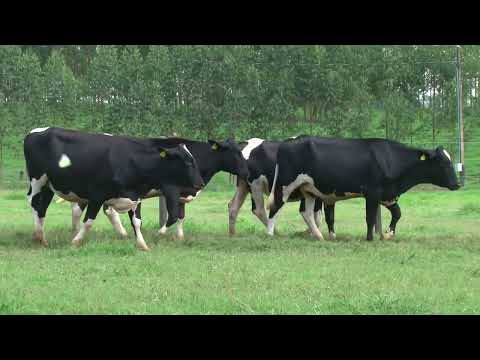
[1,45,479,150]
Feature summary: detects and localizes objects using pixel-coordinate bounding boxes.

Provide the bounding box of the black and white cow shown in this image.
[266,136,460,241]
[81,137,249,240]
[24,127,204,250]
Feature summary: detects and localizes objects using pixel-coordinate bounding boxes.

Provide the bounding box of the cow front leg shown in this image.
[128,202,149,251]
[365,196,380,241]
[27,175,49,246]
[72,202,87,233]
[300,194,324,241]
[72,201,102,247]
[324,203,336,241]
[382,202,401,240]
[228,179,249,236]
[158,195,169,236]
[103,205,128,237]
[173,203,186,241]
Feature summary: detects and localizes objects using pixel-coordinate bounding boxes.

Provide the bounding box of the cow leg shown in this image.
[251,187,269,228]
[300,194,324,241]
[267,186,284,236]
[128,202,149,251]
[27,175,49,246]
[158,195,169,236]
[382,202,401,240]
[314,198,323,228]
[72,201,102,247]
[365,195,381,241]
[103,205,128,237]
[324,203,336,241]
[71,202,87,232]
[228,180,249,236]
[173,203,186,241]
[162,185,180,228]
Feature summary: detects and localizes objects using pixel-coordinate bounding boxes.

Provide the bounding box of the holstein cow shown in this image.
[228,136,328,237]
[86,137,249,240]
[266,136,460,241]
[24,127,204,250]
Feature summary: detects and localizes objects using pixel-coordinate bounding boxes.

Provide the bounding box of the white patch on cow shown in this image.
[380,199,397,207]
[58,154,72,168]
[49,183,86,203]
[267,212,279,236]
[27,174,48,205]
[30,127,50,134]
[144,189,163,198]
[241,138,264,160]
[104,206,128,237]
[72,218,94,247]
[104,198,140,214]
[180,190,202,203]
[182,144,194,160]
[281,174,321,203]
[103,133,113,136]
[443,149,452,162]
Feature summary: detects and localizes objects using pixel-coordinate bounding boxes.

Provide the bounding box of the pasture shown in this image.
[0,172,479,314]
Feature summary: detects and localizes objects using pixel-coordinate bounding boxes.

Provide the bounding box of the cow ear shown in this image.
[208,140,225,151]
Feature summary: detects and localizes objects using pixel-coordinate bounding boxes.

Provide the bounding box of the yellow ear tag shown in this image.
[420,154,426,161]
[212,143,218,150]
[160,151,167,158]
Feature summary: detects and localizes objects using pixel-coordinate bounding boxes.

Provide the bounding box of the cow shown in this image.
[228,136,399,239]
[75,137,249,240]
[24,127,204,251]
[266,136,460,241]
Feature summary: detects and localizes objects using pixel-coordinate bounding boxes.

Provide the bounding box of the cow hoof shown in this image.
[158,228,168,236]
[382,230,395,240]
[71,240,82,248]
[119,230,128,238]
[328,232,336,241]
[172,234,184,241]
[136,244,150,251]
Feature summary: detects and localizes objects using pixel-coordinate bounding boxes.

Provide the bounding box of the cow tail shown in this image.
[266,164,279,210]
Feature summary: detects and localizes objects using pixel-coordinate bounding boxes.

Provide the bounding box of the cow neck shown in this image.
[395,162,432,194]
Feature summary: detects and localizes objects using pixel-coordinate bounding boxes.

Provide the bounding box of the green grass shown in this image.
[0,179,479,314]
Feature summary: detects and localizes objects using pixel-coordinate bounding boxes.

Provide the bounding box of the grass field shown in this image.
[0,174,479,314]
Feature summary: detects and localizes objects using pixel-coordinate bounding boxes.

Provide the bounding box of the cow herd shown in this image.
[23,127,460,251]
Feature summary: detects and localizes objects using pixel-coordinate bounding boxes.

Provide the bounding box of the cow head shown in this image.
[157,144,205,190]
[421,146,460,190]
[208,139,249,180]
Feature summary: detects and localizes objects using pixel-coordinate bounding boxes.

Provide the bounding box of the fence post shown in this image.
[374,204,382,236]
[455,45,466,186]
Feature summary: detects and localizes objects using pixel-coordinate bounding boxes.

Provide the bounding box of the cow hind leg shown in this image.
[72,201,102,247]
[300,193,324,241]
[27,175,49,246]
[228,180,248,236]
[383,202,401,240]
[251,189,269,229]
[128,202,149,251]
[72,202,86,233]
[103,205,128,237]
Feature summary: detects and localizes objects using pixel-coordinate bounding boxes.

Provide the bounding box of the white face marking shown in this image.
[182,144,194,160]
[58,154,72,168]
[30,127,50,133]
[443,149,452,162]
[241,138,264,160]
